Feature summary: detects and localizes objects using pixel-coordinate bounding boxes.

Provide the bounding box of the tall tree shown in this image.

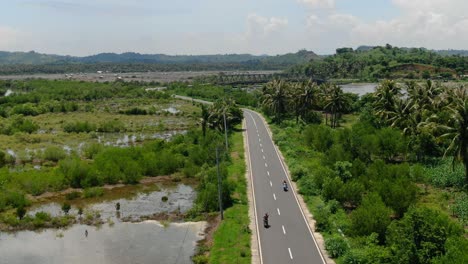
[324,84,351,128]
[262,79,289,123]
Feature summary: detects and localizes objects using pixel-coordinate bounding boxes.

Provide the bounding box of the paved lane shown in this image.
[244,109,326,264]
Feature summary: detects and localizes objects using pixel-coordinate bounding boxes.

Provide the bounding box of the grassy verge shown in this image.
[194,128,251,264]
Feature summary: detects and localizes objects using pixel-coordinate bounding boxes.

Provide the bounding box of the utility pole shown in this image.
[223,112,229,151]
[216,147,224,220]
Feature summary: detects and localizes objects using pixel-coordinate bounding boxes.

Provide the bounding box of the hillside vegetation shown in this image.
[291,45,468,81]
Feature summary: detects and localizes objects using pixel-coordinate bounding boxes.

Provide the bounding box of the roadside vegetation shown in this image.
[259,79,468,263]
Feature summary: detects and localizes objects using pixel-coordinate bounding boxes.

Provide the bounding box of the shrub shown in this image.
[43,146,67,162]
[63,121,96,133]
[62,203,71,214]
[350,193,391,242]
[325,236,349,258]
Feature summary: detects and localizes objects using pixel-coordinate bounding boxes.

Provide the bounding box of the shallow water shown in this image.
[2,184,203,264]
[340,83,377,96]
[0,221,205,264]
[28,184,196,221]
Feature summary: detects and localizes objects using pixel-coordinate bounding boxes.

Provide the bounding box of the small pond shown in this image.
[0,184,204,264]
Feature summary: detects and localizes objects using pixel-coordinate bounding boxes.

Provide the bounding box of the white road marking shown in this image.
[282,225,286,235]
[267,171,270,176]
[261,149,264,153]
[288,248,293,259]
[259,138,261,142]
[260,143,262,148]
[270,181,272,187]
[273,193,276,200]
[263,155,265,160]
[265,163,268,168]
[277,208,281,215]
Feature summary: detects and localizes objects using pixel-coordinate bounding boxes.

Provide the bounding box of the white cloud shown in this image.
[246,13,288,38]
[298,0,335,9]
[302,0,468,52]
[0,26,23,50]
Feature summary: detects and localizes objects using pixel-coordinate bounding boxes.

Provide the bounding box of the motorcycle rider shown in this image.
[283,180,288,190]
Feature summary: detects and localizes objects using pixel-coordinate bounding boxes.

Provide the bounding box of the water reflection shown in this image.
[0,184,203,264]
[0,221,205,264]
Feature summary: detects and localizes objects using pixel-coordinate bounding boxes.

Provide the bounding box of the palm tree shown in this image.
[208,98,243,132]
[299,80,319,122]
[324,84,350,128]
[373,80,401,124]
[424,87,468,191]
[262,80,289,123]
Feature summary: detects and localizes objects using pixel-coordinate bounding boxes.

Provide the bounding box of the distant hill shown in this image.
[356,46,468,57]
[0,50,319,66]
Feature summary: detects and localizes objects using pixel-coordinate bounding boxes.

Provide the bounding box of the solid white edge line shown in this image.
[273,193,276,200]
[248,109,327,264]
[244,112,264,264]
[277,208,281,215]
[282,225,286,235]
[288,248,293,259]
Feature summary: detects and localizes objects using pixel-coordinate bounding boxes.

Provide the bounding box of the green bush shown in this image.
[350,193,391,242]
[425,159,465,188]
[63,121,96,133]
[43,146,67,162]
[65,191,81,200]
[325,236,349,258]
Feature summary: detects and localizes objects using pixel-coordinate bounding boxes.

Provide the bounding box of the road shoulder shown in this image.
[243,118,261,264]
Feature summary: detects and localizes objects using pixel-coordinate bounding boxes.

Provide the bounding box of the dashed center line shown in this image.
[259,138,261,142]
[267,171,270,176]
[260,143,262,148]
[277,208,281,215]
[288,248,293,259]
[265,163,268,168]
[273,193,276,200]
[263,155,265,160]
[269,181,272,187]
[261,149,264,153]
[282,225,286,235]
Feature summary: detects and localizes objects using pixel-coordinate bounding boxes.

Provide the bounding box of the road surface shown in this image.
[244,109,326,264]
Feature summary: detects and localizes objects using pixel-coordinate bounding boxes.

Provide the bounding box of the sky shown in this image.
[0,0,467,56]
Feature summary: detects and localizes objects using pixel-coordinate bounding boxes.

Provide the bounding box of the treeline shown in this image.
[261,79,358,126]
[265,79,468,263]
[168,82,259,107]
[290,44,468,80]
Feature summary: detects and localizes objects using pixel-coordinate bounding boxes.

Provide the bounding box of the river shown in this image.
[340,83,377,96]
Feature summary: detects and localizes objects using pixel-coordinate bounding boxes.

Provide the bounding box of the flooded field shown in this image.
[0,184,205,264]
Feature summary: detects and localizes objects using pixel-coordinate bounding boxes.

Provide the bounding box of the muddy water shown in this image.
[0,221,205,264]
[0,184,204,264]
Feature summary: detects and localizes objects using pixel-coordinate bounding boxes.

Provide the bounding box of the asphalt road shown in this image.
[244,109,326,264]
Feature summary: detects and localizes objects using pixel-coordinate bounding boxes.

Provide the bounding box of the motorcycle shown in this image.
[283,183,288,192]
[263,214,269,228]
